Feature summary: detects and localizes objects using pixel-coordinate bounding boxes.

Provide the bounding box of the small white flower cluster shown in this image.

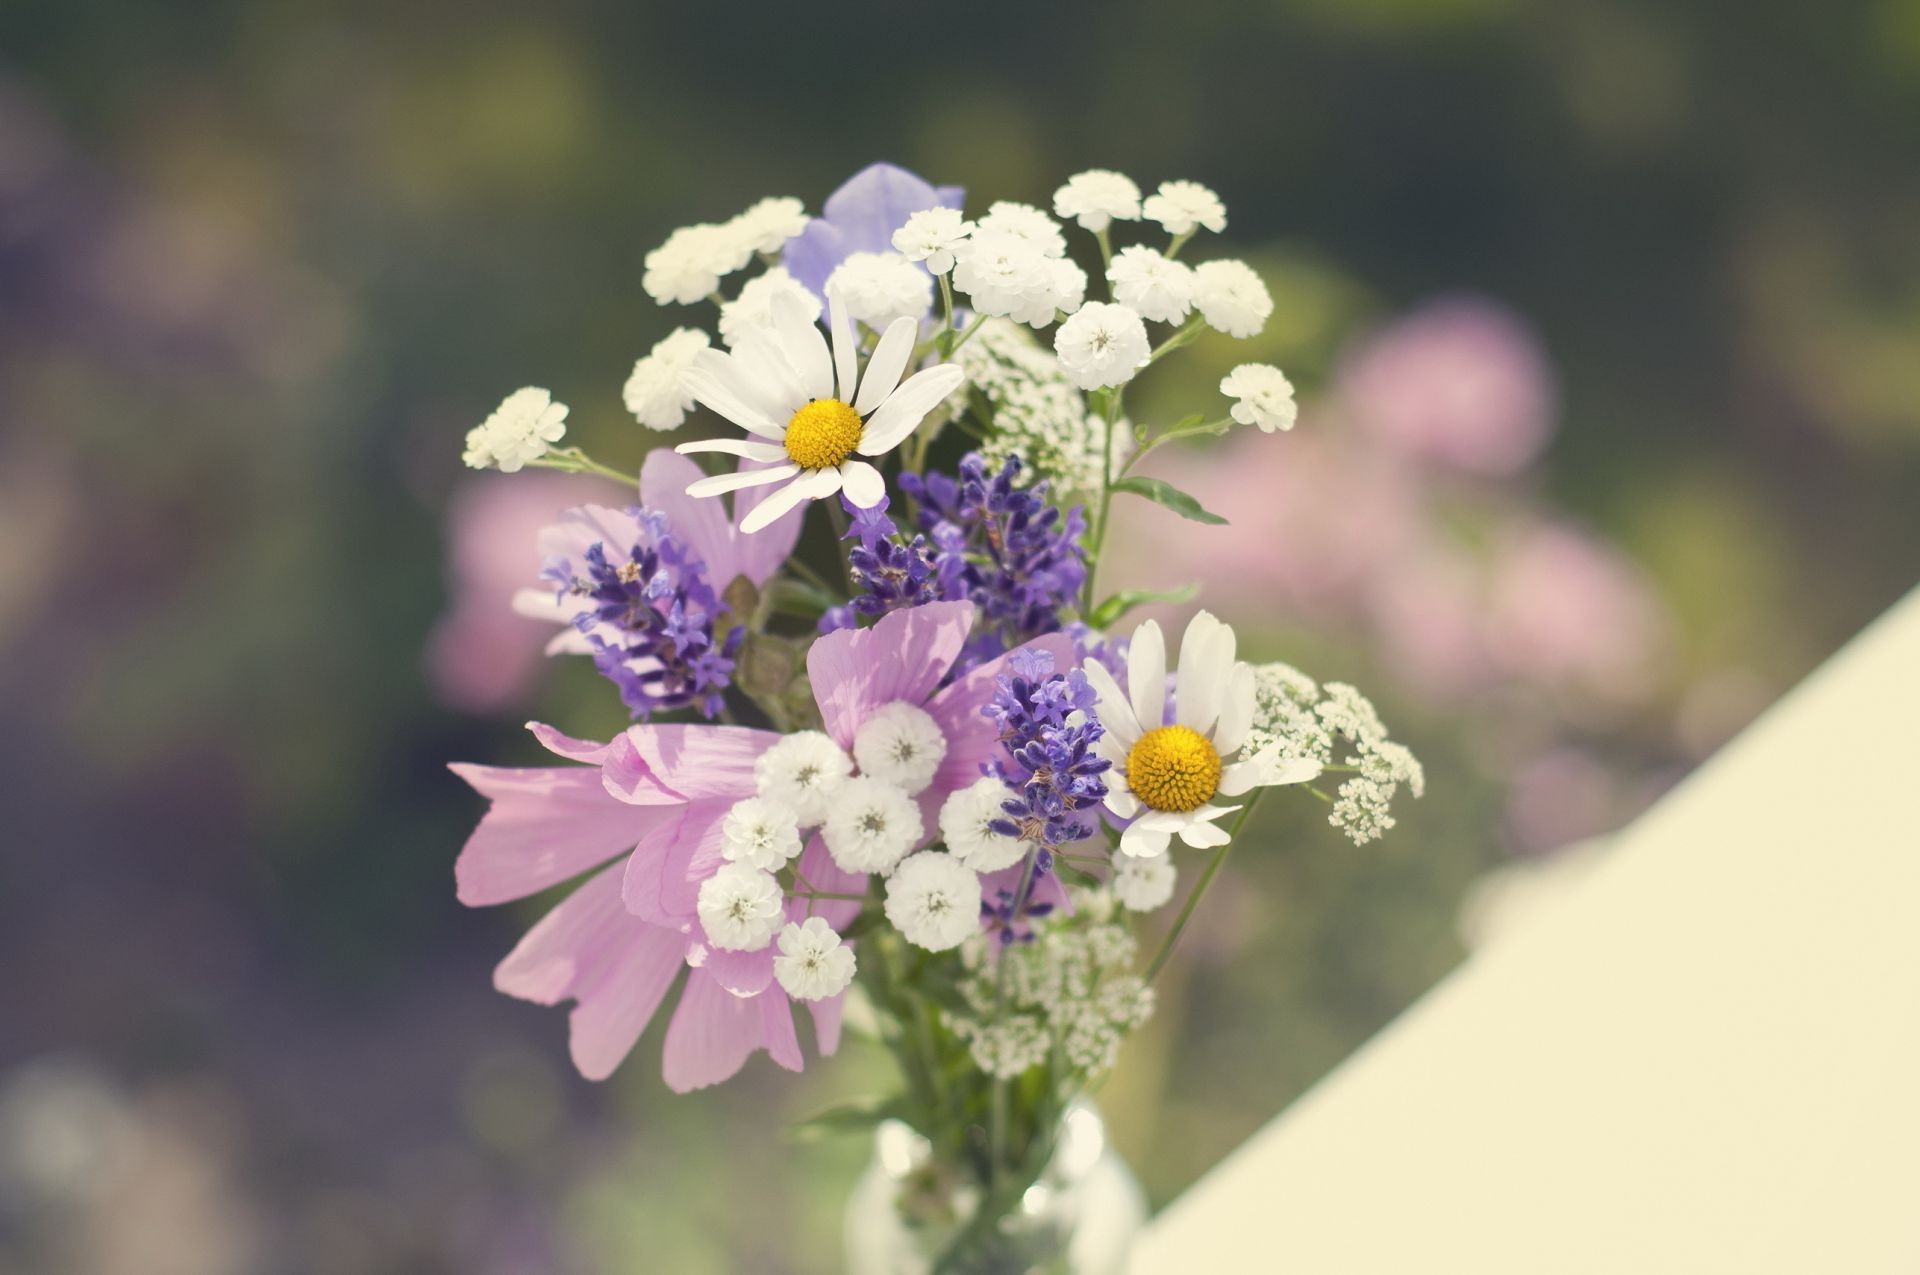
[642,196,809,306]
[907,200,1088,330]
[462,387,569,472]
[1242,664,1426,846]
[955,319,1127,501]
[824,251,932,330]
[622,328,710,431]
[947,921,1155,1079]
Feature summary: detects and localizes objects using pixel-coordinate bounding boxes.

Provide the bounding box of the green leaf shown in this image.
[1088,583,1200,629]
[1110,476,1228,525]
[787,1096,914,1143]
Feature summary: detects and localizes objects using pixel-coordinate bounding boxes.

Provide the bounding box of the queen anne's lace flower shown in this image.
[1107,246,1195,324]
[718,267,822,347]
[852,700,948,795]
[1111,855,1176,912]
[939,777,1027,872]
[1240,665,1424,845]
[754,730,855,827]
[730,196,809,255]
[644,223,755,305]
[721,796,803,871]
[884,852,983,951]
[1193,259,1272,338]
[773,917,856,1001]
[623,329,710,430]
[1143,179,1227,236]
[823,776,924,874]
[1220,363,1298,433]
[696,862,786,951]
[958,321,1122,499]
[1052,170,1142,233]
[824,251,934,329]
[463,387,568,472]
[891,207,972,275]
[1053,301,1150,390]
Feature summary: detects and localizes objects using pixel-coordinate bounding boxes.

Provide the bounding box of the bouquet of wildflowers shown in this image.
[451,163,1420,1271]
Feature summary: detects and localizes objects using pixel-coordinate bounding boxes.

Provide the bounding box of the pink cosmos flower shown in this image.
[451,600,1074,1089]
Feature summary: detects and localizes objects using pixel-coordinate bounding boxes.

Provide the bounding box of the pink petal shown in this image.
[760,988,803,1073]
[604,724,778,802]
[661,967,772,1092]
[810,989,847,1056]
[625,801,729,923]
[617,807,691,924]
[700,940,776,996]
[809,600,976,749]
[491,865,690,1081]
[641,449,747,585]
[788,835,869,930]
[450,763,679,906]
[528,721,615,764]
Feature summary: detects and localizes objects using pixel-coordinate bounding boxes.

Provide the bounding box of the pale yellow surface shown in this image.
[1133,586,1920,1273]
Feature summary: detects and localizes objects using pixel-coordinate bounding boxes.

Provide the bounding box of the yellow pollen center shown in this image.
[1126,725,1222,813]
[784,398,864,469]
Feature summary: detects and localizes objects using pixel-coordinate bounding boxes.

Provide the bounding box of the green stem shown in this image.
[1143,793,1265,984]
[1079,389,1124,615]
[944,312,989,357]
[527,448,634,485]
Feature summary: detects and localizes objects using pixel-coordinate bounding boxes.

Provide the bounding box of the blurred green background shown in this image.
[3,1,1918,1270]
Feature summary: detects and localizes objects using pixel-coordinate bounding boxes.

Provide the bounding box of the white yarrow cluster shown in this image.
[753,731,855,827]
[622,328,710,430]
[823,776,924,874]
[949,921,1155,1077]
[951,204,1086,329]
[642,196,808,306]
[696,862,785,952]
[884,852,983,951]
[1053,301,1151,391]
[892,207,973,275]
[1192,259,1273,338]
[852,701,948,796]
[1052,170,1142,233]
[1107,246,1195,324]
[717,267,821,347]
[938,777,1026,872]
[1220,363,1298,433]
[1142,179,1227,236]
[731,196,810,255]
[959,320,1127,500]
[773,916,856,1001]
[720,796,803,871]
[462,387,568,472]
[824,251,933,329]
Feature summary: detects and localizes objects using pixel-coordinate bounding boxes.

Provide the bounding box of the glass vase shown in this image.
[844,1100,1145,1275]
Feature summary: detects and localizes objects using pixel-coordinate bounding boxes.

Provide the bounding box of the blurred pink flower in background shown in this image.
[1484,519,1667,703]
[1338,294,1557,476]
[426,473,623,712]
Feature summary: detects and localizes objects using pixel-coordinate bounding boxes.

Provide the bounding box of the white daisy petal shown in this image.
[1081,656,1142,743]
[1119,821,1171,859]
[673,438,789,463]
[854,316,918,416]
[828,290,859,402]
[681,349,785,440]
[1176,610,1226,733]
[731,326,810,418]
[684,463,799,498]
[857,364,967,456]
[1217,757,1264,797]
[1178,818,1232,849]
[1106,788,1142,820]
[740,466,841,534]
[839,459,886,509]
[1127,620,1167,732]
[772,290,834,401]
[1213,662,1256,755]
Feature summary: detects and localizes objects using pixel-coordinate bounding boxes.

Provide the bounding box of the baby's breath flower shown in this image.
[696,862,785,951]
[976,200,1068,258]
[939,777,1026,873]
[462,387,568,472]
[772,917,856,1001]
[754,731,855,827]
[952,229,1082,329]
[720,796,803,871]
[852,700,948,796]
[825,251,933,329]
[622,328,709,430]
[1192,259,1273,338]
[643,223,755,305]
[1053,169,1142,233]
[1107,245,1196,324]
[1219,363,1298,433]
[1143,179,1227,236]
[884,852,982,951]
[823,776,923,874]
[1111,855,1176,912]
[718,267,821,347]
[1053,301,1150,390]
[892,207,973,275]
[729,195,809,254]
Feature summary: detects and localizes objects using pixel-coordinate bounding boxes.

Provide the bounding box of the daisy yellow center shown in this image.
[784,398,863,470]
[1126,725,1222,813]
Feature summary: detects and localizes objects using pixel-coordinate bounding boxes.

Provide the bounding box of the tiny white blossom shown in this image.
[939,777,1026,872]
[622,328,710,431]
[720,795,803,871]
[892,207,973,275]
[825,251,934,329]
[884,852,982,951]
[462,387,568,472]
[1192,259,1273,338]
[696,862,785,952]
[1052,170,1142,233]
[823,776,924,874]
[1219,363,1298,433]
[718,267,822,347]
[754,731,855,827]
[773,917,856,1001]
[1053,301,1151,390]
[1143,180,1227,236]
[976,201,1068,258]
[1106,246,1196,324]
[952,229,1059,325]
[1111,856,1177,912]
[729,196,809,254]
[643,223,755,305]
[852,700,948,796]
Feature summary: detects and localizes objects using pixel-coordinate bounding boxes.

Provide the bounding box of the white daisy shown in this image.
[1192,259,1272,338]
[1082,610,1323,859]
[696,862,786,951]
[643,223,754,305]
[892,207,973,275]
[462,387,568,472]
[1219,364,1298,433]
[729,196,809,255]
[1142,180,1227,236]
[1107,246,1196,324]
[824,251,933,329]
[753,730,854,827]
[673,289,966,533]
[852,700,948,796]
[938,777,1026,872]
[884,852,983,952]
[720,795,803,871]
[1111,855,1177,912]
[718,267,822,347]
[773,917,856,1001]
[1053,301,1151,391]
[622,328,709,431]
[1052,170,1142,233]
[822,776,924,875]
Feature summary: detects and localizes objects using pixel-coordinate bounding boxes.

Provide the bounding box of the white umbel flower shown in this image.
[1142,180,1227,236]
[622,328,710,431]
[823,776,924,875]
[825,251,934,330]
[938,777,1026,872]
[1220,364,1298,433]
[696,862,786,951]
[892,207,973,275]
[1107,246,1196,324]
[753,730,855,827]
[643,223,754,305]
[852,700,948,796]
[976,201,1069,258]
[729,196,809,254]
[1053,302,1151,391]
[884,852,982,952]
[1111,855,1177,912]
[674,290,965,531]
[773,917,856,1001]
[1083,610,1323,859]
[719,267,822,347]
[463,387,568,472]
[720,795,803,871]
[1053,170,1142,233]
[1192,259,1272,339]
